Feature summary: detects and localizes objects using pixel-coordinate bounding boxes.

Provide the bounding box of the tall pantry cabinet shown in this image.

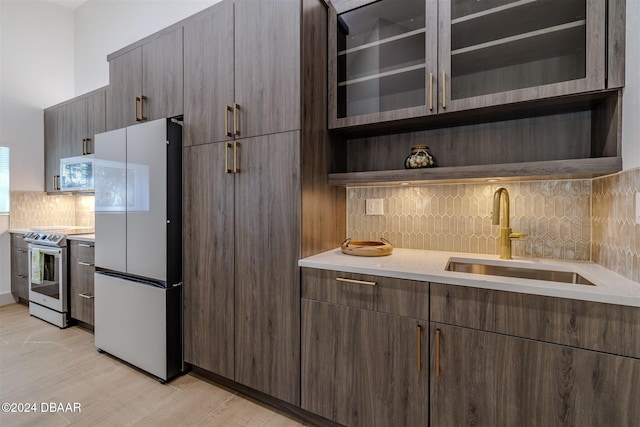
[182,0,345,405]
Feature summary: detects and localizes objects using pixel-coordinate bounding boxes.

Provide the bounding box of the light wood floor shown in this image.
[0,303,310,427]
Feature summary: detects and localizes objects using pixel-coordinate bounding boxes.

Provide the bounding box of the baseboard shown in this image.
[191,367,342,427]
[0,292,18,307]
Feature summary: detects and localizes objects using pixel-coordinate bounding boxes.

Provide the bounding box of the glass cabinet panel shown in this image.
[448,0,588,100]
[337,0,428,118]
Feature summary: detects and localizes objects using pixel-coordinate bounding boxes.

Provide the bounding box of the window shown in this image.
[0,147,9,215]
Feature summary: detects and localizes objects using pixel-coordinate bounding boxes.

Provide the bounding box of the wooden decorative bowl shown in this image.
[340,238,393,257]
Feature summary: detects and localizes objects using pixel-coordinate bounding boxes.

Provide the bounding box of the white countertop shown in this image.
[67,234,95,242]
[299,248,640,307]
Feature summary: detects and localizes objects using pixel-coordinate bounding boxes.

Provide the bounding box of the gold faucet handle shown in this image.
[510,232,527,241]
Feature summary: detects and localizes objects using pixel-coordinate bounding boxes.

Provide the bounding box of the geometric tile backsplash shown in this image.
[592,168,640,283]
[347,179,593,261]
[9,192,95,230]
[348,168,640,283]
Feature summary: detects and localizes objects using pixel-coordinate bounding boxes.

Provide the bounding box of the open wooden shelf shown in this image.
[328,157,622,187]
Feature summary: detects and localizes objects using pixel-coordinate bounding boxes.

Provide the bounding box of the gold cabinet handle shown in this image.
[225,142,232,174]
[435,328,441,377]
[78,261,95,267]
[233,141,239,173]
[135,95,147,121]
[441,70,446,109]
[336,277,376,287]
[135,96,141,121]
[233,103,240,136]
[225,105,233,137]
[429,72,433,111]
[416,325,422,372]
[78,243,93,248]
[140,95,147,121]
[79,293,94,299]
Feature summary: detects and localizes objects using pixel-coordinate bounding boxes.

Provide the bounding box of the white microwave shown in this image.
[60,155,94,191]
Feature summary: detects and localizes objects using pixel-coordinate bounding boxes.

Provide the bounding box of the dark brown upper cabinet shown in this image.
[44,88,106,193]
[329,0,616,129]
[106,27,183,131]
[183,0,301,147]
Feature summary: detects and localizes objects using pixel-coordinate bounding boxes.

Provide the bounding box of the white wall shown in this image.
[622,0,640,170]
[0,0,75,192]
[0,1,75,300]
[0,0,217,303]
[74,0,219,94]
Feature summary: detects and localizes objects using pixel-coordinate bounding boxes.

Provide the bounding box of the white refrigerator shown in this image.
[93,117,183,382]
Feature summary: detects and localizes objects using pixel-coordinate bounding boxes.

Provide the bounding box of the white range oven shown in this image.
[25,231,69,328]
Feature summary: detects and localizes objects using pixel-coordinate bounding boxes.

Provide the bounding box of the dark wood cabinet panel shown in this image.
[181,0,343,408]
[430,283,640,359]
[69,240,95,326]
[10,235,29,302]
[86,89,106,154]
[234,0,301,138]
[183,1,234,147]
[302,268,429,320]
[302,299,428,427]
[44,88,107,192]
[183,142,235,379]
[107,47,142,130]
[234,132,301,404]
[58,99,87,158]
[107,28,183,131]
[142,27,184,122]
[44,107,59,193]
[430,323,640,427]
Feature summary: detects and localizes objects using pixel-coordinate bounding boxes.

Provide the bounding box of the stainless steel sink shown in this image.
[445,260,595,286]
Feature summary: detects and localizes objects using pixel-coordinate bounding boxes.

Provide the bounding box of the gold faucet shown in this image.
[492,187,526,260]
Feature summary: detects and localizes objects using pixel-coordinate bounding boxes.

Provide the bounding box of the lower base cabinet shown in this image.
[69,240,95,326]
[302,299,428,427]
[300,268,429,427]
[430,323,640,426]
[10,237,29,302]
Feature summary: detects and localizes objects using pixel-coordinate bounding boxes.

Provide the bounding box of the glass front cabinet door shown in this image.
[329,0,606,127]
[329,0,439,128]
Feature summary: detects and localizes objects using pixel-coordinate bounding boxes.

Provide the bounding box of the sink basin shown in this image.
[445,259,595,286]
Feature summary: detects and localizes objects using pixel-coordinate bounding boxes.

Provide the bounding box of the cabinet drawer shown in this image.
[69,240,95,261]
[431,283,640,359]
[302,268,428,320]
[11,233,28,250]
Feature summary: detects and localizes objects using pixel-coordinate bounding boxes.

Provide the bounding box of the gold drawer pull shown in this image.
[435,328,441,377]
[336,277,376,287]
[78,261,95,267]
[416,325,422,372]
[428,72,433,111]
[441,70,446,109]
[225,105,233,137]
[233,102,240,136]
